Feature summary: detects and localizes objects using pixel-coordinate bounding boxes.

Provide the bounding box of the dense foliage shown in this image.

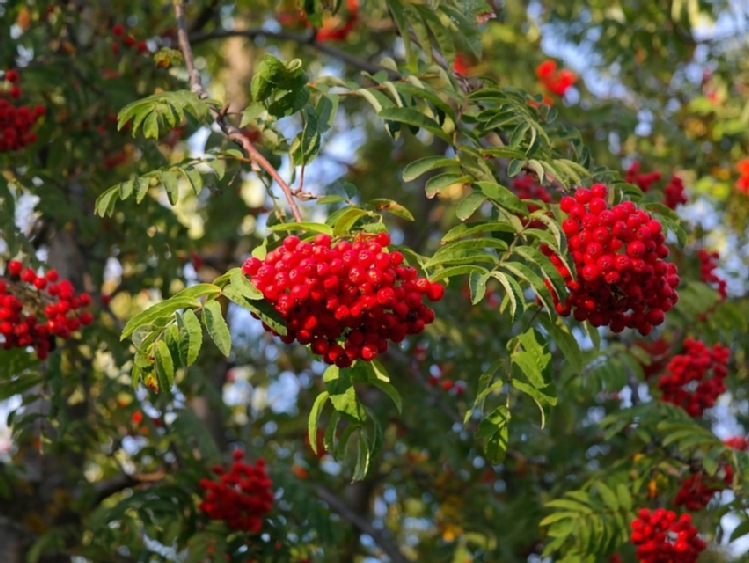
[2,1,749,562]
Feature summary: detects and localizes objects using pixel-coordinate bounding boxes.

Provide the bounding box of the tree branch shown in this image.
[190,28,399,79]
[174,2,304,222]
[313,484,411,563]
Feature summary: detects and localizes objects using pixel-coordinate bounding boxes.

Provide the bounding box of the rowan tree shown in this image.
[1,1,749,562]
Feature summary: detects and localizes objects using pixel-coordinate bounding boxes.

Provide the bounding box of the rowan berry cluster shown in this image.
[198,450,273,533]
[535,60,577,96]
[664,175,688,209]
[736,159,749,195]
[674,465,732,512]
[626,162,662,192]
[277,0,360,42]
[635,338,672,379]
[110,23,148,55]
[1,260,94,359]
[630,508,706,563]
[657,338,729,417]
[512,174,553,228]
[242,233,443,367]
[625,163,687,209]
[724,436,749,451]
[696,249,727,300]
[550,184,679,335]
[426,364,466,396]
[513,175,552,207]
[1,70,44,152]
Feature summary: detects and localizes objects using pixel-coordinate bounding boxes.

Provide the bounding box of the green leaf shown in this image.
[176,309,203,366]
[456,191,486,220]
[353,361,402,413]
[539,316,583,373]
[154,340,175,392]
[441,220,515,243]
[425,173,472,199]
[378,107,452,141]
[469,270,492,305]
[502,261,556,312]
[729,519,749,542]
[474,181,529,214]
[416,6,457,64]
[386,0,413,62]
[160,170,179,205]
[366,199,415,221]
[308,391,331,457]
[290,104,322,165]
[324,366,365,421]
[202,301,231,357]
[429,264,489,282]
[119,90,213,137]
[510,328,556,426]
[402,156,458,182]
[251,54,310,117]
[121,296,202,341]
[333,207,370,235]
[352,429,371,481]
[228,268,263,300]
[267,221,334,235]
[222,285,287,336]
[239,102,265,127]
[477,405,510,463]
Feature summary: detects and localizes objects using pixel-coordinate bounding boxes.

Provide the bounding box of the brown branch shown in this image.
[313,484,411,563]
[174,2,304,222]
[190,28,400,79]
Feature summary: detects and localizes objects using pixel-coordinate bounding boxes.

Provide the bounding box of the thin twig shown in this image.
[313,484,411,563]
[174,2,304,222]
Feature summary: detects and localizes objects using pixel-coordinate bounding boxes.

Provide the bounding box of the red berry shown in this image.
[7,259,22,276]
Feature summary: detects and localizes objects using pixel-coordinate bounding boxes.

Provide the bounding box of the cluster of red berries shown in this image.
[426,367,467,396]
[242,233,443,368]
[512,174,553,228]
[110,23,148,55]
[1,260,94,359]
[1,70,44,152]
[674,465,732,512]
[696,249,727,300]
[663,175,688,209]
[278,0,360,42]
[453,52,473,76]
[736,159,749,195]
[198,450,273,533]
[535,59,578,96]
[724,436,749,450]
[626,162,662,192]
[635,338,672,379]
[549,184,679,335]
[657,338,729,417]
[625,163,687,209]
[630,508,706,563]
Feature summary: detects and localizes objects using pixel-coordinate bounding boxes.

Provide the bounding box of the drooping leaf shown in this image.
[202,300,231,357]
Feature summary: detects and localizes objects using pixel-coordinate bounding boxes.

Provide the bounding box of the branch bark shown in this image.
[190,28,399,79]
[174,2,304,222]
[313,484,411,563]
